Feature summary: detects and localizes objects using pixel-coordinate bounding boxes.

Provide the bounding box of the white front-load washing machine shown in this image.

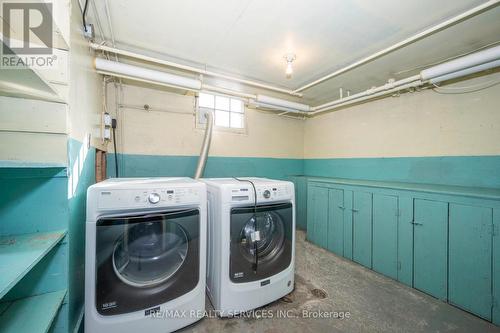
[202,177,295,316]
[85,178,206,333]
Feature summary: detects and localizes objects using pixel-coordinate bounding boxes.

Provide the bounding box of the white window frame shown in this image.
[196,92,247,134]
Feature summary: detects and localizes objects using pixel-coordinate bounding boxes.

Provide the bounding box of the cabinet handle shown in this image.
[411,220,423,226]
[338,205,345,210]
[351,208,359,213]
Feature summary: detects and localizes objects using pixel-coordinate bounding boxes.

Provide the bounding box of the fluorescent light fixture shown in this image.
[421,45,500,81]
[94,58,202,90]
[255,94,310,112]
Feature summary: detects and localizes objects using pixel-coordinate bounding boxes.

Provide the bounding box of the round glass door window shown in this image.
[112,219,188,288]
[239,211,285,262]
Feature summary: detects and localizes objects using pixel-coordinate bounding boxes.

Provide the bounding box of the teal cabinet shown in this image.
[327,189,344,256]
[305,177,500,325]
[307,186,329,248]
[413,199,448,300]
[352,191,373,268]
[372,194,398,279]
[449,204,493,320]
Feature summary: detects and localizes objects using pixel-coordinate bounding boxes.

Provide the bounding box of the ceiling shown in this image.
[87,0,500,105]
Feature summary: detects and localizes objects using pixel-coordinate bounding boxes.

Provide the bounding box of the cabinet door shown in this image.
[352,191,373,268]
[307,186,329,248]
[291,176,307,230]
[413,199,448,300]
[397,196,414,286]
[494,209,500,327]
[449,204,492,321]
[328,189,344,256]
[372,194,398,279]
[343,190,353,259]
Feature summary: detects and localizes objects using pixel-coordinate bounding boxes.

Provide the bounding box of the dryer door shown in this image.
[230,202,293,283]
[95,208,200,316]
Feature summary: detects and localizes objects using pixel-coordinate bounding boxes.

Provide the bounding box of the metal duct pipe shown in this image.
[94,58,202,90]
[194,111,214,179]
[256,94,311,112]
[429,59,500,84]
[420,45,500,81]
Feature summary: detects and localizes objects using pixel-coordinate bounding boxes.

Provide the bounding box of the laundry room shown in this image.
[0,0,499,332]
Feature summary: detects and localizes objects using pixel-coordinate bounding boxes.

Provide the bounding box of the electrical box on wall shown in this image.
[102,112,112,141]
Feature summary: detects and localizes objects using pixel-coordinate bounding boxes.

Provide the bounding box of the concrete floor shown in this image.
[182,230,500,333]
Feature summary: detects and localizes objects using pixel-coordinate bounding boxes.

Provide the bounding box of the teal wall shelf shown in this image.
[0,161,67,169]
[0,230,67,299]
[0,289,66,333]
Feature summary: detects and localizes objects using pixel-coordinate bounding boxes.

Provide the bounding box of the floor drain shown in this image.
[311,288,327,299]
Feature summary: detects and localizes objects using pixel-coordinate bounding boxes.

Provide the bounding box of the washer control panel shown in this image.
[98,186,201,209]
[230,185,292,203]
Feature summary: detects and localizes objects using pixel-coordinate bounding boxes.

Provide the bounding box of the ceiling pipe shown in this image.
[94,43,500,118]
[311,45,500,113]
[90,43,302,97]
[312,75,421,111]
[311,81,424,115]
[293,0,500,93]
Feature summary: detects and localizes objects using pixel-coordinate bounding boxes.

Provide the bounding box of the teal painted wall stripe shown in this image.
[107,153,304,180]
[67,138,95,333]
[304,156,500,188]
[107,154,500,188]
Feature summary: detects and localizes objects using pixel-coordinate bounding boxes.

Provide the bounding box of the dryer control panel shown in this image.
[98,186,201,209]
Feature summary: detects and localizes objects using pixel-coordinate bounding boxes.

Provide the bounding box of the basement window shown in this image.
[198,92,245,130]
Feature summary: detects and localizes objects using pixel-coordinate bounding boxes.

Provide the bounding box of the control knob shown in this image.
[148,192,161,204]
[263,190,271,199]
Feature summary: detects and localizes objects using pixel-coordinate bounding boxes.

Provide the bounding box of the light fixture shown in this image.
[284,54,296,79]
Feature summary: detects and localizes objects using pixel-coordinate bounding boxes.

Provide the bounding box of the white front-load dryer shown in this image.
[202,177,295,316]
[85,178,206,333]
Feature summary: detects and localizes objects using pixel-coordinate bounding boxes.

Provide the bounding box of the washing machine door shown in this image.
[95,208,200,316]
[229,202,292,283]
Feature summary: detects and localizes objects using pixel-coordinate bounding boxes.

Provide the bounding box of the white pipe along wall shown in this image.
[94,45,500,116]
[292,0,500,93]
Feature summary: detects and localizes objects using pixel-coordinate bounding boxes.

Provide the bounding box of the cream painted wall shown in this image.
[68,0,105,150]
[304,74,500,158]
[107,83,304,159]
[104,72,499,160]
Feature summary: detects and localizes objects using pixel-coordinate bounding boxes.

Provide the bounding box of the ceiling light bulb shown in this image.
[286,62,293,76]
[284,54,296,79]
